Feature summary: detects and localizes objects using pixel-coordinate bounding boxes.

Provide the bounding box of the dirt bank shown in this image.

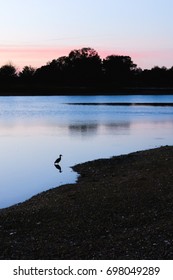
[0,146,173,259]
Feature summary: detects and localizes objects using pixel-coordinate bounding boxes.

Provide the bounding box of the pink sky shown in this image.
[1,46,173,71]
[0,0,173,71]
[0,47,70,70]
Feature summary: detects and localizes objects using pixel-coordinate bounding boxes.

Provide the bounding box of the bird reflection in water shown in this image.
[54,154,62,173]
[54,163,62,173]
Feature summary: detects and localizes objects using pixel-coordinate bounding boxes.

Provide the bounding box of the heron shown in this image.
[54,154,62,165]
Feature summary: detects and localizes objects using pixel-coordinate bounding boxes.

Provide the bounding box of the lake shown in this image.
[0,94,173,209]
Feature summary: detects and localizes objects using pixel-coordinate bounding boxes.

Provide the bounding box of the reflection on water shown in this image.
[54,164,62,173]
[68,122,131,136]
[68,124,98,136]
[0,95,173,209]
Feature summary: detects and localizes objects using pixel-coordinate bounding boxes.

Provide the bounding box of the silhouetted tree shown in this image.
[167,67,173,86]
[0,64,17,81]
[46,56,70,84]
[0,47,173,93]
[34,48,102,86]
[34,56,69,84]
[103,55,137,86]
[19,66,35,82]
[34,64,51,83]
[152,66,168,86]
[67,47,102,85]
[140,66,168,87]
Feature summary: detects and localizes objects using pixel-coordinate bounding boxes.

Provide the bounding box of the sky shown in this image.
[0,0,173,70]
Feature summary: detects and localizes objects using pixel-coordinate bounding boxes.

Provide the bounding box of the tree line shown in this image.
[0,47,173,93]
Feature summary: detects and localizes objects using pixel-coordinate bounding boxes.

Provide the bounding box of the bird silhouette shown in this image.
[54,154,62,165]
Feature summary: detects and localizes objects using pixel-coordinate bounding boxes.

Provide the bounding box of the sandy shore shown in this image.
[0,145,173,260]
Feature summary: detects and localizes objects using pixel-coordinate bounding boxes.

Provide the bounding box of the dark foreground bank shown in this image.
[0,146,173,260]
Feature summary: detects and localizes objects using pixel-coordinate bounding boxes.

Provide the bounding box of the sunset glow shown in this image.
[0,0,173,70]
[0,46,72,70]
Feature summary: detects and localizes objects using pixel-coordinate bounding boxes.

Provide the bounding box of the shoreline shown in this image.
[0,146,173,259]
[66,102,173,106]
[0,87,173,96]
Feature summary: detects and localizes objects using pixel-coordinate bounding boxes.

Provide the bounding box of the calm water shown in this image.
[0,94,173,209]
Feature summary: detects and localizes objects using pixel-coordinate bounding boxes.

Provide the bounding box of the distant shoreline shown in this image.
[0,146,173,259]
[66,102,173,106]
[1,86,173,96]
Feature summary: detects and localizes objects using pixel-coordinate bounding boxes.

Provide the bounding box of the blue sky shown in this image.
[0,0,173,69]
